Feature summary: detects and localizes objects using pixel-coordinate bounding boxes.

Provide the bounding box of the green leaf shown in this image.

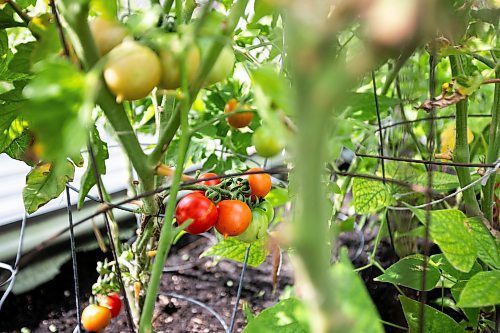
[4,131,35,166]
[242,298,309,333]
[430,254,481,287]
[90,0,117,19]
[456,271,500,308]
[400,295,466,333]
[411,209,477,272]
[251,64,292,116]
[352,178,392,214]
[200,237,267,267]
[451,281,479,326]
[416,172,459,192]
[331,251,385,333]
[8,42,35,74]
[0,7,26,29]
[374,255,440,291]
[77,127,109,209]
[467,217,500,269]
[23,161,75,214]
[29,14,61,64]
[344,93,399,121]
[265,187,289,206]
[23,58,88,167]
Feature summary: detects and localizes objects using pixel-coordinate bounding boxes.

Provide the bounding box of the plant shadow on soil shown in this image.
[0,227,463,333]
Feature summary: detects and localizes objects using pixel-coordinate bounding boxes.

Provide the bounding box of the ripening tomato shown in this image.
[215,200,252,238]
[252,126,284,157]
[205,45,235,85]
[198,173,221,186]
[104,40,161,103]
[175,193,218,234]
[81,304,112,332]
[159,35,201,90]
[224,99,254,129]
[257,200,274,223]
[89,17,128,56]
[246,168,272,197]
[236,209,268,243]
[99,293,122,318]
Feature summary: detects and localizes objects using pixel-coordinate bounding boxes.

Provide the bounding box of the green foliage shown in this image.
[374,255,440,291]
[200,237,267,267]
[242,298,309,333]
[352,178,392,214]
[456,271,500,308]
[23,161,75,214]
[400,295,466,333]
[78,127,109,209]
[411,208,477,272]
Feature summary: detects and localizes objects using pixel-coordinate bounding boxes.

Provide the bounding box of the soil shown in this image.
[1,225,441,333]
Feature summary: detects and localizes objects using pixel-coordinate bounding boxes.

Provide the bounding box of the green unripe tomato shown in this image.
[205,45,235,86]
[257,200,274,223]
[235,209,268,243]
[252,126,284,158]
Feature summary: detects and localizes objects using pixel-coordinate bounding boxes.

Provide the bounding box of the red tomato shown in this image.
[198,173,221,187]
[175,193,218,234]
[215,200,252,238]
[81,304,112,331]
[246,168,272,197]
[99,293,122,318]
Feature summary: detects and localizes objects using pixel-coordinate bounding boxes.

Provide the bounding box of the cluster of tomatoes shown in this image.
[81,293,122,332]
[175,168,274,242]
[89,17,235,103]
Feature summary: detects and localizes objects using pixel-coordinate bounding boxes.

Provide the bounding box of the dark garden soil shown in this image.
[1,226,426,333]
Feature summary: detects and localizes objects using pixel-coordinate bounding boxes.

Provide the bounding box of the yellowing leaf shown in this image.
[440,124,474,154]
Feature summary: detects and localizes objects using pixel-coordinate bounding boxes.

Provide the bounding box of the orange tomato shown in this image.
[246,168,272,197]
[224,98,253,128]
[81,304,112,331]
[215,200,252,238]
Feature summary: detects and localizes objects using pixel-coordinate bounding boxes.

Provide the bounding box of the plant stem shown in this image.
[482,68,500,222]
[139,54,191,333]
[449,56,483,218]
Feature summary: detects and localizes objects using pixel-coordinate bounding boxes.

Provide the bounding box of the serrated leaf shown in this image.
[467,217,500,269]
[332,251,385,333]
[0,6,26,29]
[200,237,267,267]
[23,161,75,214]
[242,298,309,333]
[374,255,440,291]
[78,127,109,209]
[411,209,477,272]
[400,295,466,333]
[416,172,459,192]
[456,271,500,308]
[352,178,391,214]
[8,42,35,74]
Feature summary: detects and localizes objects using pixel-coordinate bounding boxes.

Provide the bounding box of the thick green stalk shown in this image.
[449,56,482,217]
[139,53,191,333]
[482,69,500,222]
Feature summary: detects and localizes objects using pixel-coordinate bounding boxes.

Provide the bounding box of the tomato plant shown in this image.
[175,193,218,234]
[81,304,112,332]
[215,200,252,238]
